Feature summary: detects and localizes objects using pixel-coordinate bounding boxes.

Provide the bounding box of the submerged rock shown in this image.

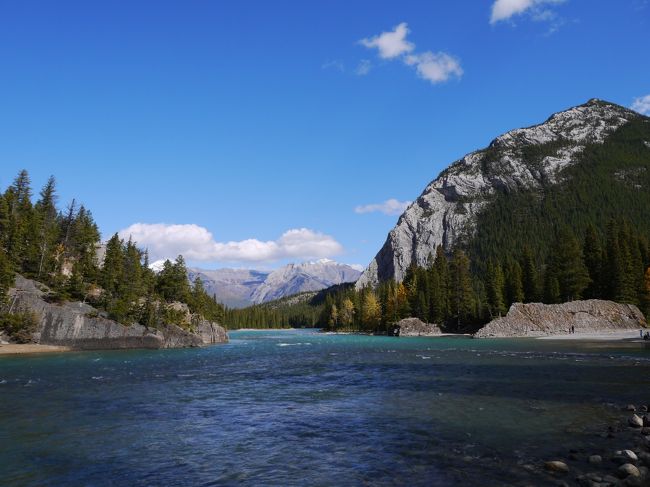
[617,463,640,478]
[629,414,644,428]
[544,460,569,473]
[8,275,228,350]
[393,317,442,337]
[473,300,647,338]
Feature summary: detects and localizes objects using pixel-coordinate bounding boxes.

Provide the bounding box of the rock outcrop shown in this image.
[356,100,643,288]
[474,300,647,338]
[7,276,228,350]
[393,317,442,337]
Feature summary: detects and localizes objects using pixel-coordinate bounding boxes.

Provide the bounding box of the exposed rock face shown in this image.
[189,259,361,308]
[474,300,647,338]
[8,276,228,350]
[394,317,442,337]
[357,100,642,288]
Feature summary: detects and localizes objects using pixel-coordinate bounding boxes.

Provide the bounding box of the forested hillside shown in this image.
[0,170,224,341]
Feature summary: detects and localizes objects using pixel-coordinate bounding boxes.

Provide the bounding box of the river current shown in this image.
[1,329,649,486]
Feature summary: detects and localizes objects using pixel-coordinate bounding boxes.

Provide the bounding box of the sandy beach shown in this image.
[537,330,647,341]
[0,344,72,355]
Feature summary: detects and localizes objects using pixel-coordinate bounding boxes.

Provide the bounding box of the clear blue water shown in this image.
[1,330,649,486]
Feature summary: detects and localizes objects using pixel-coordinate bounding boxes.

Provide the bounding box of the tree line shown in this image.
[0,170,224,340]
[319,222,650,333]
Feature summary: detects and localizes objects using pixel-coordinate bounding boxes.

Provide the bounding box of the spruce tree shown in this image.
[486,261,506,317]
[550,228,590,301]
[582,224,602,299]
[520,246,540,302]
[449,249,474,330]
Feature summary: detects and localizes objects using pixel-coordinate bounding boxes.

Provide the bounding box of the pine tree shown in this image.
[550,228,590,301]
[582,224,602,299]
[486,261,506,317]
[328,303,338,328]
[520,246,539,302]
[449,248,474,330]
[504,260,524,306]
[0,247,14,306]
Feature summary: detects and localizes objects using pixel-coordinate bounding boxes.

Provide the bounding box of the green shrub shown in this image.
[0,311,39,343]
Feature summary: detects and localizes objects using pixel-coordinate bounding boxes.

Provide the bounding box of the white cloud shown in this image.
[322,60,345,72]
[359,22,462,85]
[118,223,343,264]
[354,199,411,216]
[490,0,565,24]
[405,51,463,84]
[360,22,414,59]
[631,94,650,115]
[355,59,372,76]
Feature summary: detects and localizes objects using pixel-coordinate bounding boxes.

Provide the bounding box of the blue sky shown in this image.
[1,0,649,269]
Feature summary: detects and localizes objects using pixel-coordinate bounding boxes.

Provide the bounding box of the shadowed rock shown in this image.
[8,275,228,350]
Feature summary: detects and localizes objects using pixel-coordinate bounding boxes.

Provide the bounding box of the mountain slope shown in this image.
[190,260,361,307]
[250,259,361,303]
[357,99,649,288]
[187,268,269,308]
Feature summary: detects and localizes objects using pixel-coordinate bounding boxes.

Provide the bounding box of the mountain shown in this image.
[187,268,270,308]
[357,99,650,288]
[188,259,362,308]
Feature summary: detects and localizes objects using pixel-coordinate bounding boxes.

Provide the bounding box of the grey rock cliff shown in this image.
[8,276,228,350]
[473,300,647,338]
[357,100,641,288]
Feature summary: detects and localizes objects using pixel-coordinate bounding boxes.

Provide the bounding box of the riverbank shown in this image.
[537,331,646,341]
[0,344,72,355]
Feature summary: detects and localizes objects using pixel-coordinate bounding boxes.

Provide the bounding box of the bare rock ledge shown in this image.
[8,275,228,350]
[473,300,647,338]
[393,317,442,337]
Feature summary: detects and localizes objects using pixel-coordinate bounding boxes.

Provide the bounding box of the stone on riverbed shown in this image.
[617,463,640,478]
[588,455,602,464]
[614,450,638,463]
[629,414,644,428]
[544,460,569,473]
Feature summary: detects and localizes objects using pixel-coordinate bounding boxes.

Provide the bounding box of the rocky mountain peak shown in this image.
[356,99,644,288]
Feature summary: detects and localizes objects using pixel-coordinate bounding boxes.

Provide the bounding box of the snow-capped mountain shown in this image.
[356,99,646,288]
[188,259,362,308]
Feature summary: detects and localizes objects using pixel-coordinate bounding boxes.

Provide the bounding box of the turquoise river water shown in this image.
[1,329,650,486]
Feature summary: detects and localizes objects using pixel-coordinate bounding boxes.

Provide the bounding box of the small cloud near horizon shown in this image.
[631,94,650,115]
[118,223,344,265]
[355,198,411,216]
[359,23,462,85]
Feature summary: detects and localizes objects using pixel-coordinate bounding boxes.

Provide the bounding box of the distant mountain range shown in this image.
[184,259,361,308]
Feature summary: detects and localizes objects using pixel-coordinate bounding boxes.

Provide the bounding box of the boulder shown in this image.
[588,455,602,464]
[474,300,647,338]
[629,414,644,428]
[8,275,228,350]
[617,463,640,478]
[393,317,442,337]
[544,460,569,473]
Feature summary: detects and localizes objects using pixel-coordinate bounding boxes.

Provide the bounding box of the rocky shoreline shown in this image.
[474,300,647,339]
[5,276,228,351]
[531,404,650,486]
